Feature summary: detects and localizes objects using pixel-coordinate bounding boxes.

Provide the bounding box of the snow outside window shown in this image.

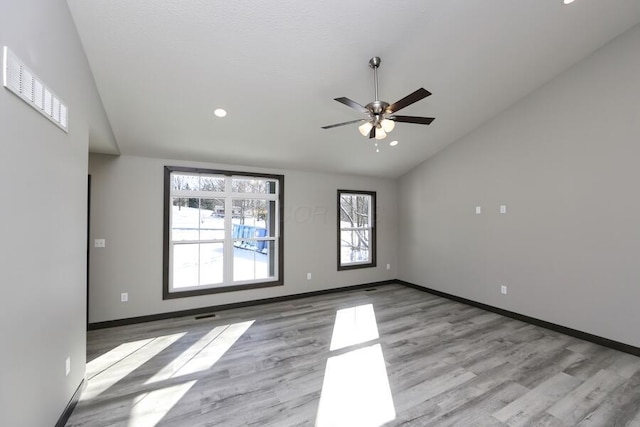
[164,167,283,299]
[338,190,376,270]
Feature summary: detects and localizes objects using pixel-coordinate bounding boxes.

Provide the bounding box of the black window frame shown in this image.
[163,166,284,299]
[337,189,377,271]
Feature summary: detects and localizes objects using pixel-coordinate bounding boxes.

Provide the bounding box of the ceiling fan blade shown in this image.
[321,119,365,129]
[391,115,435,125]
[369,126,376,139]
[334,97,370,114]
[387,88,431,114]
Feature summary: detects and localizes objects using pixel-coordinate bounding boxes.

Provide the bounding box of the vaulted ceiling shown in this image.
[68,0,640,178]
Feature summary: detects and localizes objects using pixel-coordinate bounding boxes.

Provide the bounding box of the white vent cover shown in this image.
[2,46,68,132]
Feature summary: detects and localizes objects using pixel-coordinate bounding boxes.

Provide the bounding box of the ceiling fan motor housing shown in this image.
[366,100,389,115]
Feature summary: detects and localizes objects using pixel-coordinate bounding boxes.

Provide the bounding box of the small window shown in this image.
[164,167,284,299]
[338,190,376,270]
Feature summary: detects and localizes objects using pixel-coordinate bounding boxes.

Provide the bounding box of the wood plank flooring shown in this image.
[66,284,640,426]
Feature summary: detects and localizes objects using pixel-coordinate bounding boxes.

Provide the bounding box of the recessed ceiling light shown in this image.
[563,0,575,4]
[389,140,399,147]
[214,108,227,118]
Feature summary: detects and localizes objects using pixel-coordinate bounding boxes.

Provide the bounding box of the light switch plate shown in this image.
[475,206,482,215]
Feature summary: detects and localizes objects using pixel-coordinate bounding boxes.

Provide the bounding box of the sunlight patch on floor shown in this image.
[145,320,255,384]
[316,343,396,427]
[127,380,197,427]
[318,304,395,426]
[86,338,155,380]
[81,332,186,401]
[330,303,379,351]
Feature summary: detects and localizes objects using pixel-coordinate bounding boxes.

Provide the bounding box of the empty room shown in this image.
[2,1,640,426]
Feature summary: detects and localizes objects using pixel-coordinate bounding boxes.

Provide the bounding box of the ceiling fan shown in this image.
[322,56,435,140]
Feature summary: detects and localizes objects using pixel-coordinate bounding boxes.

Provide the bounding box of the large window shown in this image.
[164,167,284,298]
[338,190,376,270]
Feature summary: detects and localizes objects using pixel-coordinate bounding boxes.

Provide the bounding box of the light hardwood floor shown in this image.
[66,284,640,426]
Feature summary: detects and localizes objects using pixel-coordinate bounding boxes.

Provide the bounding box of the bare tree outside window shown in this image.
[338,190,376,270]
[164,167,283,299]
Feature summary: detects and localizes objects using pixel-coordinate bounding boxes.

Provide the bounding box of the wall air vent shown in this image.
[2,46,68,133]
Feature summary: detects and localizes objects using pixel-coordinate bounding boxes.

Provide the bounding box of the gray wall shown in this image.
[0,1,115,426]
[88,154,398,323]
[399,24,640,347]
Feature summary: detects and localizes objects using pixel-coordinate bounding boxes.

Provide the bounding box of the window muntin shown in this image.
[164,167,283,298]
[338,190,376,270]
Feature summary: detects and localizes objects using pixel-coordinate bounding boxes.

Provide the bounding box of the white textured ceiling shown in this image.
[67,0,640,178]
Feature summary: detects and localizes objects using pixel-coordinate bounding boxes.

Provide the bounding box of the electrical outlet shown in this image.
[306,273,312,280]
[500,285,508,295]
[475,206,482,215]
[121,292,128,302]
[500,205,507,214]
[94,238,106,248]
[65,357,71,376]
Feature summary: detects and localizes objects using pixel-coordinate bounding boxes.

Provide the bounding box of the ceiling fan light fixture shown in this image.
[358,121,373,136]
[381,119,395,133]
[375,127,387,140]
